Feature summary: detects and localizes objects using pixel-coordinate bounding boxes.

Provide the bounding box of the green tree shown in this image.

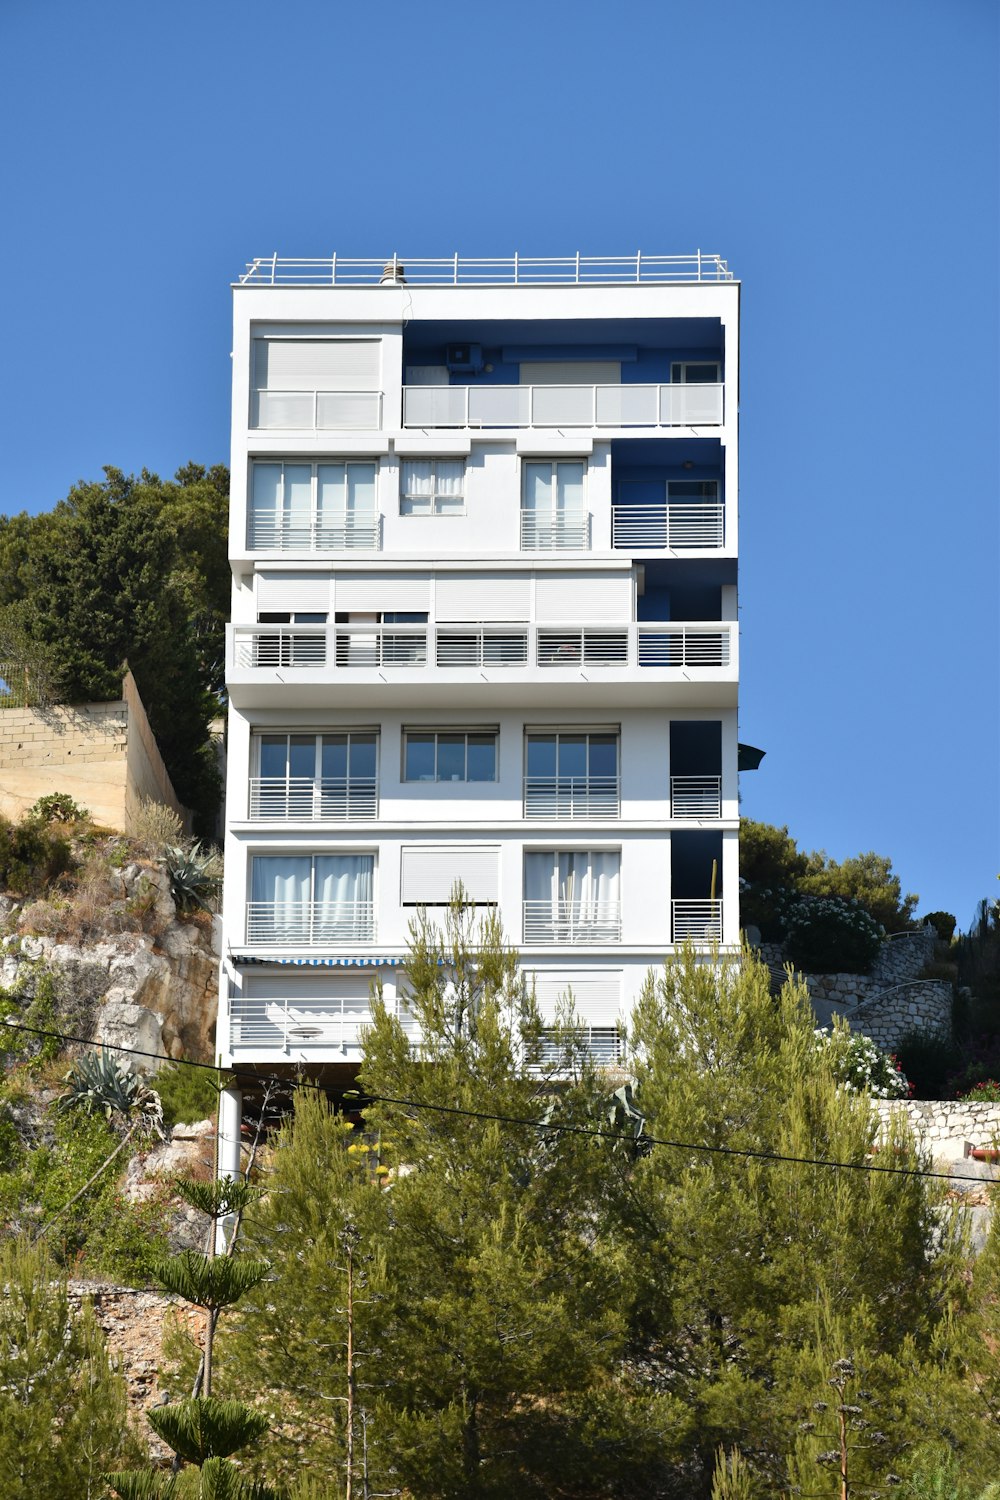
[0,1237,138,1498]
[740,819,918,933]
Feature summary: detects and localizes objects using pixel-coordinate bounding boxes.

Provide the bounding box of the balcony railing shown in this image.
[403,383,723,430]
[523,776,620,819]
[230,622,734,674]
[246,901,375,945]
[520,512,591,550]
[523,900,622,943]
[671,899,723,942]
[251,390,383,430]
[230,993,419,1052]
[248,510,381,552]
[612,503,724,550]
[670,776,722,818]
[248,777,378,820]
[538,1027,623,1068]
[239,252,734,286]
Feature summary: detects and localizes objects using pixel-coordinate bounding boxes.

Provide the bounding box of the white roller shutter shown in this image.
[535,571,631,622]
[436,573,530,622]
[254,339,381,391]
[243,973,371,1007]
[520,361,621,385]
[256,571,332,612]
[400,846,499,905]
[334,573,430,612]
[529,970,622,1024]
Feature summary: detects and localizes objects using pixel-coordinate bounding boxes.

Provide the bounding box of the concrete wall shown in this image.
[0,671,189,833]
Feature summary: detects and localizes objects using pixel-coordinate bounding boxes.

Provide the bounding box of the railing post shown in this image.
[453,252,459,285]
[271,251,277,285]
[575,250,580,283]
[636,250,641,283]
[514,250,519,284]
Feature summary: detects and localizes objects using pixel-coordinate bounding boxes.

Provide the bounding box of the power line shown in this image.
[0,1014,992,1187]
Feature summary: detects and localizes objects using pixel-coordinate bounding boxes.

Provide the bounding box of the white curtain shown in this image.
[252,856,311,905]
[435,459,464,511]
[555,462,585,516]
[522,463,551,516]
[316,855,374,908]
[346,463,376,519]
[284,465,312,531]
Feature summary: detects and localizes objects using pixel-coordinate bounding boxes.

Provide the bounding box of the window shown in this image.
[250,461,377,549]
[252,612,327,667]
[253,733,378,818]
[670,361,720,384]
[523,850,621,941]
[521,460,587,549]
[403,729,498,783]
[524,733,619,817]
[248,854,375,942]
[252,338,381,429]
[400,458,465,515]
[400,845,499,905]
[667,480,719,503]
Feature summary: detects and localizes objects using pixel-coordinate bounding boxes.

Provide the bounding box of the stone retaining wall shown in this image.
[874,1099,1000,1162]
[848,981,952,1050]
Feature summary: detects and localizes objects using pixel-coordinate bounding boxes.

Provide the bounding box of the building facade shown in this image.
[217,252,740,1106]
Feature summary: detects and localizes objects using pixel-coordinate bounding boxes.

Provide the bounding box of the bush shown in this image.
[895,1027,963,1101]
[27,793,90,826]
[156,1062,221,1128]
[130,796,184,856]
[924,910,957,944]
[0,814,72,895]
[815,1026,910,1099]
[957,1080,1000,1103]
[784,894,883,974]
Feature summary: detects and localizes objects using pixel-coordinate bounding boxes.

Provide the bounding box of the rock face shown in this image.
[0,863,219,1067]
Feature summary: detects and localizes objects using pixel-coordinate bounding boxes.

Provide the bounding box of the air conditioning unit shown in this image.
[445,343,484,374]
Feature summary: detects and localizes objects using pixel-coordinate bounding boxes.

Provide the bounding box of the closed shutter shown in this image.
[529,971,622,1024]
[254,339,381,391]
[256,571,332,612]
[535,571,631,622]
[400,846,499,904]
[436,573,530,622]
[335,573,430,612]
[520,361,621,385]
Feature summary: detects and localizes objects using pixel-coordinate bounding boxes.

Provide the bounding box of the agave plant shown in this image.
[163,843,223,914]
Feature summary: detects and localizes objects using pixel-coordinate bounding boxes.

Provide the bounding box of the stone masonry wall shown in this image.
[874,1099,1000,1162]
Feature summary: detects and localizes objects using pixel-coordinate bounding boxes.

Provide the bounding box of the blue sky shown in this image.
[1,0,996,925]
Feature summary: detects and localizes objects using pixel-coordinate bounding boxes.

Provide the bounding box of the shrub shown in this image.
[924,910,957,944]
[784,894,883,974]
[958,1080,1000,1103]
[0,814,72,895]
[27,792,90,826]
[815,1026,910,1099]
[130,795,184,857]
[895,1027,963,1101]
[738,881,800,943]
[156,1061,221,1127]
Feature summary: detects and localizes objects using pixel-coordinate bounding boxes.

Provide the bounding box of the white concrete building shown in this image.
[217,252,740,1098]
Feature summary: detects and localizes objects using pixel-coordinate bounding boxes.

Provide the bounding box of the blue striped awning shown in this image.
[229,953,405,969]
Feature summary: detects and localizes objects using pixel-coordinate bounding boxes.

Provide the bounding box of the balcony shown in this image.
[230,993,418,1054]
[520,512,591,550]
[671,899,723,942]
[523,776,620,819]
[245,901,376,945]
[538,1027,623,1068]
[230,622,734,674]
[612,503,724,550]
[248,777,378,821]
[248,510,381,552]
[402,383,723,430]
[523,900,622,943]
[251,390,383,430]
[670,776,722,818]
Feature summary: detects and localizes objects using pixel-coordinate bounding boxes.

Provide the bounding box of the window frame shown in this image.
[401,727,499,784]
[399,457,467,517]
[670,361,721,384]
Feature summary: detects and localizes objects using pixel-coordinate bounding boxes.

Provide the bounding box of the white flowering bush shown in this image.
[815,1026,911,1099]
[785,894,882,974]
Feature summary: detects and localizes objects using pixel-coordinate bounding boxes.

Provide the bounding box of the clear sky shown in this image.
[1,0,997,926]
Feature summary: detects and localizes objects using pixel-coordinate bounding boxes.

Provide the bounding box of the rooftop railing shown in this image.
[238,252,734,287]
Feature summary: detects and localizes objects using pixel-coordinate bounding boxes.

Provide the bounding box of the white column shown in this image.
[721,829,740,947]
[215,1086,242,1252]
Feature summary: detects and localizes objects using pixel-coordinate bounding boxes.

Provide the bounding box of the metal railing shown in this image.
[671,899,723,942]
[435,628,528,667]
[230,993,419,1051]
[248,510,381,552]
[234,628,328,669]
[636,627,730,667]
[670,776,723,818]
[245,901,376,945]
[612,503,725,549]
[248,777,378,821]
[402,382,723,430]
[239,252,734,286]
[523,900,622,943]
[538,1027,623,1068]
[520,512,591,550]
[229,622,736,674]
[523,776,620,819]
[251,390,383,430]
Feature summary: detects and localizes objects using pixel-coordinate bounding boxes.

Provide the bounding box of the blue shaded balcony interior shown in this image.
[671,828,724,941]
[636,558,735,622]
[611,438,726,549]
